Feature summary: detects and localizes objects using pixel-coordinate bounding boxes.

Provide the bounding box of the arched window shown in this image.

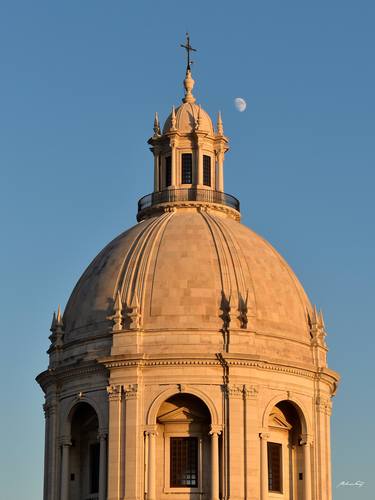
[165,156,172,187]
[203,155,211,186]
[181,153,192,184]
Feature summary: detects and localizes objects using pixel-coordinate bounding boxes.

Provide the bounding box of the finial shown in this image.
[56,304,63,328]
[50,311,57,332]
[217,111,224,136]
[153,112,161,137]
[171,105,177,130]
[182,69,196,103]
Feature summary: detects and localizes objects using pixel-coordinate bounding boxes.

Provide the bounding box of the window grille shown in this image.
[181,153,192,184]
[267,442,282,492]
[170,437,198,487]
[203,155,211,186]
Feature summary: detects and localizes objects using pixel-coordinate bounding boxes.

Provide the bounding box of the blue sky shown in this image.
[0,1,374,499]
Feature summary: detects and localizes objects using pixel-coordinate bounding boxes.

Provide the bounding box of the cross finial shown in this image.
[180,33,197,71]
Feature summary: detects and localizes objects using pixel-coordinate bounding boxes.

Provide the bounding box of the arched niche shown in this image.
[263,399,310,500]
[67,402,101,500]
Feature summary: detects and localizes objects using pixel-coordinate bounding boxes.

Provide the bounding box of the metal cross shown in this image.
[180,33,197,70]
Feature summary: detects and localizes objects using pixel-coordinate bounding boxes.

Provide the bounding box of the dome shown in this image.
[63,209,313,363]
[162,102,214,135]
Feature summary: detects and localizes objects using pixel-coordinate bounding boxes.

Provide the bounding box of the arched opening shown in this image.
[265,401,307,500]
[68,402,101,500]
[151,393,215,500]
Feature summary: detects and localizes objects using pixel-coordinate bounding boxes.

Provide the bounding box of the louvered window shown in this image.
[170,437,198,487]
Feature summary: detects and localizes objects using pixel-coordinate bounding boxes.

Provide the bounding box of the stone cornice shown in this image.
[98,352,339,392]
[36,361,108,391]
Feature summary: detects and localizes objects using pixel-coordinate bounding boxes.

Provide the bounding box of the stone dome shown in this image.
[63,209,314,363]
[162,102,214,135]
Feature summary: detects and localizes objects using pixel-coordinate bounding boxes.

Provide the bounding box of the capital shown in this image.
[259,432,270,441]
[209,424,222,436]
[300,434,313,446]
[107,384,123,401]
[144,424,158,437]
[59,436,72,447]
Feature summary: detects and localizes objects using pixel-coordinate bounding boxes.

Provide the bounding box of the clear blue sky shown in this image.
[0,1,374,499]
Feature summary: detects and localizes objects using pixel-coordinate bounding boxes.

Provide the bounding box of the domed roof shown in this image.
[162,102,214,135]
[63,210,313,360]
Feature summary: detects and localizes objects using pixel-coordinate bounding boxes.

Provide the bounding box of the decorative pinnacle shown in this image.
[153,112,161,137]
[217,111,224,136]
[171,105,177,130]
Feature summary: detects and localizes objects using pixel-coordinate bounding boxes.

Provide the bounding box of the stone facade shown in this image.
[37,43,339,500]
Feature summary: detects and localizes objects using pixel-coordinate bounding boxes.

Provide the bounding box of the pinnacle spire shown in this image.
[153,112,161,137]
[217,111,224,136]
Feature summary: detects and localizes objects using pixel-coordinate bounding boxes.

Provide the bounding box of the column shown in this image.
[43,404,50,500]
[49,401,58,500]
[170,139,176,187]
[107,385,123,500]
[259,432,270,500]
[216,150,224,192]
[301,436,312,500]
[98,431,108,500]
[60,437,71,500]
[124,384,141,500]
[210,424,221,500]
[153,152,160,192]
[326,402,333,500]
[244,385,260,500]
[197,141,203,186]
[227,385,245,500]
[146,427,157,500]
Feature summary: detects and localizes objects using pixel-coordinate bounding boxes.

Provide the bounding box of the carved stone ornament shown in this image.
[209,424,222,436]
[243,385,259,399]
[106,384,123,401]
[124,384,138,400]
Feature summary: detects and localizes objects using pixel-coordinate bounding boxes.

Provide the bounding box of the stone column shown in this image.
[326,401,333,500]
[153,152,160,192]
[170,139,176,186]
[124,384,141,500]
[43,403,50,500]
[301,435,312,500]
[98,431,108,500]
[226,384,245,500]
[146,426,158,500]
[210,425,221,500]
[107,385,123,500]
[259,432,270,500]
[197,140,203,186]
[244,385,260,500]
[216,150,224,192]
[60,436,71,500]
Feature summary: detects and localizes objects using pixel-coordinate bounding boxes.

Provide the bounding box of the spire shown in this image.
[217,111,224,136]
[153,112,161,137]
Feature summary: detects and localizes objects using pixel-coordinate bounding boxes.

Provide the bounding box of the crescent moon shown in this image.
[234,97,247,112]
